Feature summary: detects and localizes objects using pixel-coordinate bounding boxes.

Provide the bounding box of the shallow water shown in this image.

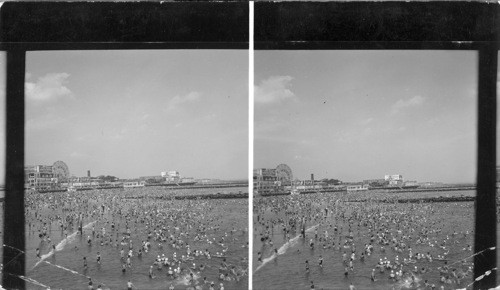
[253,190,499,290]
[17,187,248,289]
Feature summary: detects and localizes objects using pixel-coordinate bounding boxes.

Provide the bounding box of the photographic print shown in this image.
[0,2,250,289]
[20,49,248,290]
[253,50,481,290]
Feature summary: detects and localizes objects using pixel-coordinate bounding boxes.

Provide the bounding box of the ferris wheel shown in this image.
[52,160,70,179]
[275,164,293,182]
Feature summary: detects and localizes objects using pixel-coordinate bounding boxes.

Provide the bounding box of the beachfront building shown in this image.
[385,174,403,181]
[363,179,387,187]
[254,163,294,195]
[158,170,197,185]
[67,176,107,189]
[25,165,55,190]
[182,177,195,183]
[123,180,146,188]
[24,161,70,190]
[404,180,418,187]
[254,168,279,195]
[162,171,182,183]
[385,174,404,186]
[140,175,164,184]
[346,183,369,192]
[162,171,179,178]
[294,179,325,191]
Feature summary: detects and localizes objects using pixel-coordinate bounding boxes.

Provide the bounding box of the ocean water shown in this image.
[253,190,499,290]
[5,187,248,289]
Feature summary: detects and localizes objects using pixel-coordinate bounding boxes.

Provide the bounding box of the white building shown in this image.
[25,165,55,189]
[161,171,180,178]
[347,184,369,191]
[384,174,403,181]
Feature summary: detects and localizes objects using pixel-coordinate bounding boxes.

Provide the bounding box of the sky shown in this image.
[254,50,482,184]
[0,50,499,184]
[17,50,248,180]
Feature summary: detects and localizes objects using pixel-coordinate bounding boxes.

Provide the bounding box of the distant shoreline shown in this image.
[259,185,476,196]
[0,183,248,202]
[257,186,483,203]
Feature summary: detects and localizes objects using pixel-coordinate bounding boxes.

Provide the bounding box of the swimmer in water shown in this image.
[127,280,134,290]
[371,269,376,281]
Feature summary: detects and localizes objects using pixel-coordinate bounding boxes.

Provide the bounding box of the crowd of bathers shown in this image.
[25,188,248,290]
[254,193,475,289]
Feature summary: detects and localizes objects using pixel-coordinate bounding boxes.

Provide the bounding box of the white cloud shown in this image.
[391,95,425,114]
[255,75,296,104]
[25,73,73,102]
[167,91,201,111]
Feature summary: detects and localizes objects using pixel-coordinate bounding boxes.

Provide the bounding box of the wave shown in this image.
[42,260,82,276]
[254,224,319,273]
[395,275,422,289]
[176,271,200,286]
[33,221,96,269]
[18,275,50,289]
